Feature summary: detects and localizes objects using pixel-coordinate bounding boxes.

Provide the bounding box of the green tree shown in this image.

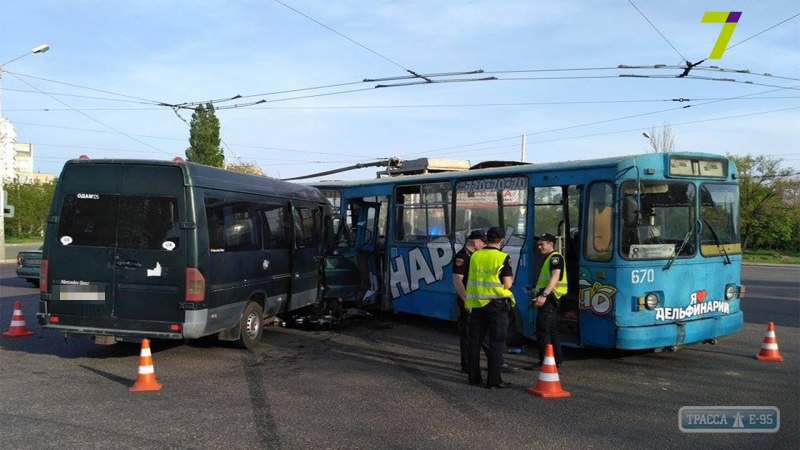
[185,103,224,167]
[729,154,800,251]
[3,179,57,238]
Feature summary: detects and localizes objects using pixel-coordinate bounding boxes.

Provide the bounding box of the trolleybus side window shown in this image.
[585,182,613,262]
[533,186,563,241]
[454,176,527,245]
[394,182,451,242]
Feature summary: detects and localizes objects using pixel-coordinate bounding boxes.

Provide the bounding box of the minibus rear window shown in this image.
[117,196,179,249]
[57,194,178,249]
[57,194,120,247]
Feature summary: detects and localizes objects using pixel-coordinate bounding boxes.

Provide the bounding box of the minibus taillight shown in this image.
[185,268,205,302]
[40,260,48,294]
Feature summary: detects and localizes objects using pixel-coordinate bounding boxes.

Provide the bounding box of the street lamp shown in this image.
[1,44,50,118]
[642,132,651,139]
[0,43,50,261]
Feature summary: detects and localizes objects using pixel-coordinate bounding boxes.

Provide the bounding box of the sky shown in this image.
[1,0,798,182]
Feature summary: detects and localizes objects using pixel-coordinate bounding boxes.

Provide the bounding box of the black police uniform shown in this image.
[536,251,565,366]
[452,245,475,373]
[466,248,514,388]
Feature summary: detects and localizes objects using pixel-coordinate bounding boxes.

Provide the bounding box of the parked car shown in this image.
[16,246,43,287]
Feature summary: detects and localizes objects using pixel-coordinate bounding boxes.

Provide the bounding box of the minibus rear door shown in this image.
[111,165,186,323]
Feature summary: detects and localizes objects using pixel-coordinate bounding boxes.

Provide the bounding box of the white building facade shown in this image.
[0,118,53,183]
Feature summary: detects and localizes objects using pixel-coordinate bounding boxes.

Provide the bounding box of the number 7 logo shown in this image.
[702,11,742,59]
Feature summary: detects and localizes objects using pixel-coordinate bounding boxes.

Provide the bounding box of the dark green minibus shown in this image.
[37,159,331,348]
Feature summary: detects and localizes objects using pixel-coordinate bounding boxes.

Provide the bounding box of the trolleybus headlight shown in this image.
[724,284,736,300]
[644,293,659,310]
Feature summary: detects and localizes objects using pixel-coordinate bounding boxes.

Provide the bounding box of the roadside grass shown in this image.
[5,237,44,244]
[742,249,800,265]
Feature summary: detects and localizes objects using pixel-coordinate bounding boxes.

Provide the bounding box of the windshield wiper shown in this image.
[703,220,732,265]
[663,219,697,271]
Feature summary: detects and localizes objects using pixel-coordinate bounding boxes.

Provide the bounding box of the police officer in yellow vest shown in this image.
[465,227,515,389]
[531,233,568,368]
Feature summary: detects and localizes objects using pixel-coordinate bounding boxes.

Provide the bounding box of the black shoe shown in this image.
[487,382,512,389]
[501,363,518,373]
[522,363,541,371]
[469,379,483,386]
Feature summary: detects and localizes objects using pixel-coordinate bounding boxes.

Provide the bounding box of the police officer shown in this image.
[452,229,486,374]
[530,233,568,368]
[465,227,515,389]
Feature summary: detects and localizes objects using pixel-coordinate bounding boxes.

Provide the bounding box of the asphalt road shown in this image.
[1,263,797,450]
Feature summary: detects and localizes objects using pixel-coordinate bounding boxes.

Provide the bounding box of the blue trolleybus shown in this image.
[313,152,744,350]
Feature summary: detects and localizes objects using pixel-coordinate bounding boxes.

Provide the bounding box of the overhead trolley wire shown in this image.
[726,12,800,52]
[17,121,367,159]
[6,72,174,157]
[272,0,411,73]
[3,71,165,105]
[406,84,800,158]
[627,0,687,62]
[417,106,800,160]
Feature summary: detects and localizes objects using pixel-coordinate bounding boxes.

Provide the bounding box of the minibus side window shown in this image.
[294,207,319,249]
[258,204,289,249]
[205,198,259,252]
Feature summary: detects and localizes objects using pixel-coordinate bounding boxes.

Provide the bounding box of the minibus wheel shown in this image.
[236,301,264,349]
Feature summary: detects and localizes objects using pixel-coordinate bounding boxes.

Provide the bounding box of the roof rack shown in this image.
[470,160,532,170]
[381,158,471,177]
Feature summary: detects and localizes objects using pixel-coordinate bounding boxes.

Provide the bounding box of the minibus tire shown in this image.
[236,301,264,349]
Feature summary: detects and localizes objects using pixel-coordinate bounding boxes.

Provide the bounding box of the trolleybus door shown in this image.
[355,202,381,305]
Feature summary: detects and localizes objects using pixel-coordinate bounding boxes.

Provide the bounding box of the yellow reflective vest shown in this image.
[465,248,515,308]
[536,251,568,298]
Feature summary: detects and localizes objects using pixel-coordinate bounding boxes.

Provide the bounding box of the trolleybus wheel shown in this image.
[236,301,264,349]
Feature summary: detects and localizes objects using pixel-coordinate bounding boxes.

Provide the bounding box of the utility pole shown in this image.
[520,134,527,162]
[0,44,50,260]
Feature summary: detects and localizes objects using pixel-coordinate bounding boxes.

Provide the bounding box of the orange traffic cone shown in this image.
[3,300,34,338]
[527,344,571,398]
[756,322,784,362]
[129,338,163,392]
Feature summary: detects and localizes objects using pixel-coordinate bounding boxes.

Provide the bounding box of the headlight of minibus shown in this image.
[724,284,736,301]
[644,293,659,309]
